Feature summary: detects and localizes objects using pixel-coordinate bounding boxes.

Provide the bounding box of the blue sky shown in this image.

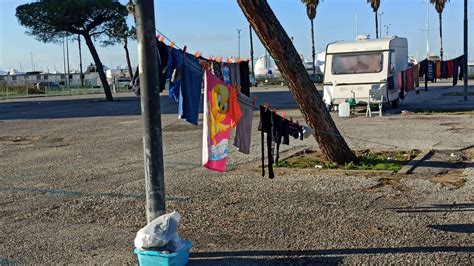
[0,0,473,72]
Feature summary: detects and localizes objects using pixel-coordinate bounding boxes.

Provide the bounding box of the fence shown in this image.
[0,84,131,101]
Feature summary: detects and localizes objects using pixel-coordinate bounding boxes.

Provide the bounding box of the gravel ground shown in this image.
[0,86,473,265]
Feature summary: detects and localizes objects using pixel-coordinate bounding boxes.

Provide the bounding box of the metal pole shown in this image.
[66,35,70,88]
[249,24,255,77]
[237,29,242,58]
[78,34,84,87]
[63,37,66,83]
[133,0,166,223]
[379,12,384,38]
[463,0,468,100]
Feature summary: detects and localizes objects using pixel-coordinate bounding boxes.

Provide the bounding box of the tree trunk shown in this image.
[375,12,379,38]
[237,0,357,164]
[311,19,316,76]
[439,12,443,61]
[83,33,113,101]
[124,38,134,79]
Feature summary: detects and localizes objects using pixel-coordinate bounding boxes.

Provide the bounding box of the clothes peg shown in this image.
[169,41,175,48]
[209,55,213,61]
[252,96,257,105]
[281,112,286,119]
[263,102,269,111]
[159,36,165,42]
[237,57,242,63]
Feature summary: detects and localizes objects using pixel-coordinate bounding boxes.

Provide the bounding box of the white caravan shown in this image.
[323,36,408,108]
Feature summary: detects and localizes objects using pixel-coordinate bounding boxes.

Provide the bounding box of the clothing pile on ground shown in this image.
[129,37,307,177]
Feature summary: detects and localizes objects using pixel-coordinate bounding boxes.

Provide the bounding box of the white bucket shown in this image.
[338,102,350,117]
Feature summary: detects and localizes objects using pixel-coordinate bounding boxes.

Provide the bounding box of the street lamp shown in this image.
[378,12,384,38]
[236,29,242,58]
[384,24,391,37]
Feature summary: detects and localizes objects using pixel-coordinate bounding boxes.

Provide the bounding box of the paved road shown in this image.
[0,83,473,264]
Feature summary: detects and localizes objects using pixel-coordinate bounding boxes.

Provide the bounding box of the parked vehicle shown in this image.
[249,75,258,87]
[323,36,408,108]
[36,81,60,91]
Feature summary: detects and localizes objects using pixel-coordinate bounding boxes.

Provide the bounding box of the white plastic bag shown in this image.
[134,211,182,250]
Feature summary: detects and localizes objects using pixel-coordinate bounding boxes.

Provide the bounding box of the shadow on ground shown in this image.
[189,246,474,265]
[428,224,474,233]
[0,91,302,120]
[388,203,474,213]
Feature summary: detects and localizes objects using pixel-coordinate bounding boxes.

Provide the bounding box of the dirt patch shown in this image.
[431,171,467,189]
[0,136,42,145]
[162,123,200,132]
[439,122,466,133]
[361,176,411,193]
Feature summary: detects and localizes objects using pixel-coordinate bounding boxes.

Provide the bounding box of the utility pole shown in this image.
[355,10,358,38]
[463,0,468,100]
[63,36,66,81]
[384,24,391,36]
[30,52,34,71]
[249,24,254,77]
[133,0,166,223]
[378,12,384,38]
[78,34,84,87]
[66,35,70,87]
[236,29,242,58]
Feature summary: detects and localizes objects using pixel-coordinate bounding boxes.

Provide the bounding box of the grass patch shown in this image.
[275,149,420,172]
[413,109,474,115]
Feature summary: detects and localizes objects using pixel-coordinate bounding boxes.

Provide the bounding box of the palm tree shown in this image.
[367,0,381,38]
[430,0,449,60]
[301,0,320,76]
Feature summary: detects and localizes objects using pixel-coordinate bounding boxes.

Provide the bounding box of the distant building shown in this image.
[0,71,101,87]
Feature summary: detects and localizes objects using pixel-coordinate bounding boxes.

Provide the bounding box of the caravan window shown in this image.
[331,52,383,74]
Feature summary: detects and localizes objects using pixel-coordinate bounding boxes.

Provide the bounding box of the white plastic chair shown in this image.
[366,89,384,117]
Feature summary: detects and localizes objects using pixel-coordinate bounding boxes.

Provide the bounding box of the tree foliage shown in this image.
[430,0,449,13]
[16,0,128,101]
[301,0,320,20]
[367,0,380,12]
[16,0,127,44]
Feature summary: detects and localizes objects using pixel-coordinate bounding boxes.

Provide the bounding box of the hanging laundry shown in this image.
[427,60,435,82]
[178,51,204,125]
[229,63,241,86]
[435,60,442,79]
[157,40,169,93]
[221,63,231,85]
[239,61,251,97]
[211,61,224,81]
[397,71,405,99]
[258,105,274,179]
[405,67,415,91]
[453,56,460,86]
[441,61,448,79]
[202,71,242,172]
[447,60,454,78]
[272,114,303,164]
[413,64,420,88]
[458,55,466,81]
[167,47,183,103]
[418,59,427,77]
[129,66,140,96]
[233,91,254,154]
